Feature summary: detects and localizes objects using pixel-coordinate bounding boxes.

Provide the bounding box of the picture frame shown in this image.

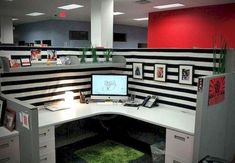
[9,59,21,68]
[20,58,31,67]
[133,62,143,80]
[31,49,42,61]
[0,97,6,126]
[154,64,167,82]
[3,108,16,131]
[179,65,194,85]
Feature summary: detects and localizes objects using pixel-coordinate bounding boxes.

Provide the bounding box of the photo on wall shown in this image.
[179,65,194,85]
[133,62,143,79]
[154,64,167,82]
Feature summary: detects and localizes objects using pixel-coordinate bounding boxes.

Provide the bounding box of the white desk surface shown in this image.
[0,127,19,139]
[39,103,195,135]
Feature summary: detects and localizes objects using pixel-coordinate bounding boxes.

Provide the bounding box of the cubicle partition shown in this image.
[0,47,220,111]
[193,73,235,162]
[0,47,226,162]
[1,94,39,163]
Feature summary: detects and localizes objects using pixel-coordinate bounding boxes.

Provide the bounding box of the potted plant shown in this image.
[80,48,87,63]
[91,47,98,63]
[104,49,112,62]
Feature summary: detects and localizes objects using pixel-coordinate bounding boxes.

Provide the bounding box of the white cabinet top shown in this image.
[39,103,195,135]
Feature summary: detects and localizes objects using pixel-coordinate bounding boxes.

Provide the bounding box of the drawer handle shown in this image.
[174,135,185,142]
[0,157,10,163]
[39,145,47,150]
[40,157,47,162]
[173,160,181,163]
[0,143,9,149]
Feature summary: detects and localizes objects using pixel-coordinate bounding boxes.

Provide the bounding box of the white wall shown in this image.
[14,20,147,48]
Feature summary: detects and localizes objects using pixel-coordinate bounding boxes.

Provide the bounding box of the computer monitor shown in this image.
[91,74,128,101]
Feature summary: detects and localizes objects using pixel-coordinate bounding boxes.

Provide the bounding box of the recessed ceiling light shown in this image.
[133,17,148,21]
[12,18,19,21]
[154,3,184,9]
[26,12,45,16]
[58,4,84,10]
[113,12,125,16]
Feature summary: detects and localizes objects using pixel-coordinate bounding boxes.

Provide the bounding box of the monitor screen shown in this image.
[91,74,128,101]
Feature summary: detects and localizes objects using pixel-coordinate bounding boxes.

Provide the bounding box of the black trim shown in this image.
[0,46,220,53]
[2,81,91,94]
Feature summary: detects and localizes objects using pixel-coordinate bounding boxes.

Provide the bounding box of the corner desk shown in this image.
[38,102,195,163]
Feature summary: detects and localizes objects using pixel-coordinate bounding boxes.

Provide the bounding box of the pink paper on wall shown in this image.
[208,76,225,106]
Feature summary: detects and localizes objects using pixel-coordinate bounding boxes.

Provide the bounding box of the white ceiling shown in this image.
[0,0,234,27]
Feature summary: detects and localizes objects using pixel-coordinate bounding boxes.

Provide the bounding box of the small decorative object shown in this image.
[80,48,87,63]
[104,49,112,62]
[9,59,21,68]
[0,97,6,126]
[154,64,167,82]
[47,50,57,61]
[179,65,194,85]
[133,62,143,80]
[91,47,98,63]
[3,108,16,131]
[80,91,86,103]
[31,49,41,61]
[20,58,31,67]
[213,35,227,74]
[60,56,72,65]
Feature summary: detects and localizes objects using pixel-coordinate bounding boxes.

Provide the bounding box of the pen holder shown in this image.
[80,92,86,103]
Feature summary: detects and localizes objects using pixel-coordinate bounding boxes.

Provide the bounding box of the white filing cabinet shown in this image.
[0,127,20,163]
[165,129,194,163]
[39,126,55,163]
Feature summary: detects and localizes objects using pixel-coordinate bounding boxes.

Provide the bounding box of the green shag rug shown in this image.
[73,140,144,163]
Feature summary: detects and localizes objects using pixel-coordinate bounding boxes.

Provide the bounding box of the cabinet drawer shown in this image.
[0,137,18,158]
[39,126,54,143]
[165,129,193,162]
[40,150,55,163]
[165,154,191,163]
[39,139,55,156]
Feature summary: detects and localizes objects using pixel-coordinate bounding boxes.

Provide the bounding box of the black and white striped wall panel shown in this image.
[0,49,218,110]
[113,51,216,110]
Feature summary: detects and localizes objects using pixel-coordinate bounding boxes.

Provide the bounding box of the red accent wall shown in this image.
[147,3,235,48]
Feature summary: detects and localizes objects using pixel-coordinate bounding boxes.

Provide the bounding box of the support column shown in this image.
[91,0,113,48]
[0,17,14,44]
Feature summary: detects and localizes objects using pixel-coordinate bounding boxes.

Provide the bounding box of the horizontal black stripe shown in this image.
[124,55,216,62]
[1,75,91,86]
[2,81,91,94]
[0,46,219,53]
[129,87,196,103]
[1,67,112,77]
[129,81,197,94]
[17,88,90,101]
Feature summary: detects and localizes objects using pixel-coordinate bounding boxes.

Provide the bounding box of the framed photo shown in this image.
[154,64,167,82]
[133,62,143,79]
[9,59,21,68]
[31,49,41,61]
[3,108,16,131]
[0,97,6,126]
[20,58,31,67]
[179,65,194,85]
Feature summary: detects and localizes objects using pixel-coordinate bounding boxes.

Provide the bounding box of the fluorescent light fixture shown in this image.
[154,3,184,9]
[12,18,19,21]
[133,17,148,21]
[26,12,45,16]
[113,12,125,16]
[58,4,84,10]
